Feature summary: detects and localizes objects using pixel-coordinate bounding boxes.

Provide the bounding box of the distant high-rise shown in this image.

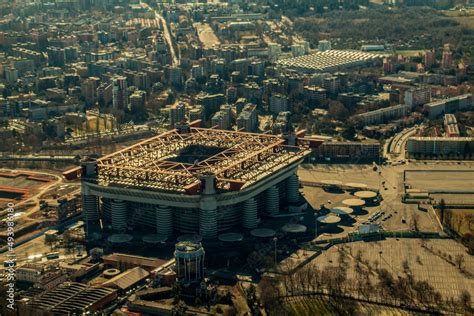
[269,94,288,114]
[424,49,435,69]
[268,43,282,61]
[170,102,186,127]
[64,46,78,63]
[129,90,146,113]
[189,106,204,123]
[237,103,258,132]
[5,67,18,83]
[383,57,394,73]
[211,104,232,130]
[47,47,65,67]
[442,44,453,69]
[404,87,431,108]
[196,93,226,120]
[318,40,332,52]
[168,66,183,87]
[323,76,340,95]
[291,44,306,57]
[112,76,128,110]
[191,65,204,79]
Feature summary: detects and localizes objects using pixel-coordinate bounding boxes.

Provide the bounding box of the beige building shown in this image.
[356,104,410,125]
[407,137,474,160]
[312,141,381,162]
[17,263,68,290]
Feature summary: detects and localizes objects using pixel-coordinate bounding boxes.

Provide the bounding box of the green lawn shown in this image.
[283,296,337,315]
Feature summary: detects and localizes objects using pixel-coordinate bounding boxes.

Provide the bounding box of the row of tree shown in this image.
[258,246,473,314]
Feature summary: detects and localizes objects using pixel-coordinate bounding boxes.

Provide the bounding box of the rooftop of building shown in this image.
[425,93,472,107]
[356,104,409,117]
[26,282,116,314]
[276,50,387,72]
[81,126,313,194]
[103,253,166,268]
[102,267,149,290]
[409,136,474,141]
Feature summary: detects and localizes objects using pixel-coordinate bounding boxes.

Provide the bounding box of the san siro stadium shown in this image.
[65,123,319,240]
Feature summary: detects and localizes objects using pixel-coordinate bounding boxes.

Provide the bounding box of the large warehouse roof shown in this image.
[88,127,314,194]
[26,282,117,314]
[275,50,387,72]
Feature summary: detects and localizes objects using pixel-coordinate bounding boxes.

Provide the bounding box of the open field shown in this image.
[299,163,443,238]
[284,296,414,315]
[311,238,474,302]
[298,164,382,190]
[299,162,474,225]
[394,50,424,57]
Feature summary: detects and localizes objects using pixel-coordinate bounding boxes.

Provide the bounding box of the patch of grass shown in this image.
[283,296,336,315]
[394,50,425,57]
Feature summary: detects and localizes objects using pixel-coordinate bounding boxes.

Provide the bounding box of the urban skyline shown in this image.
[0,0,473,315]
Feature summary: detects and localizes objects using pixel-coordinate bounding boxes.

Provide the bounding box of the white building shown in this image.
[318,40,331,52]
[169,102,186,127]
[269,94,288,114]
[356,104,410,125]
[404,87,431,108]
[407,137,474,159]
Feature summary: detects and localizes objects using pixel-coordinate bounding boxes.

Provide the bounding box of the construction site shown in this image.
[67,124,319,242]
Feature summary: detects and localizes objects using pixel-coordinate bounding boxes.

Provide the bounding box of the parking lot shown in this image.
[405,170,474,193]
[311,238,474,301]
[298,162,458,239]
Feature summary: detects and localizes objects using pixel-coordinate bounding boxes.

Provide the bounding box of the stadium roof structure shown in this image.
[88,127,315,194]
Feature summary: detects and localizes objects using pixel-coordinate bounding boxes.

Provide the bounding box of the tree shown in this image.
[459,290,472,312]
[328,101,349,121]
[2,85,12,98]
[171,300,188,316]
[42,122,57,139]
[377,268,394,300]
[454,254,465,270]
[341,123,356,141]
[258,277,281,314]
[402,260,411,275]
[245,284,258,312]
[171,283,182,304]
[410,214,419,232]
[461,232,474,255]
[439,199,446,226]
